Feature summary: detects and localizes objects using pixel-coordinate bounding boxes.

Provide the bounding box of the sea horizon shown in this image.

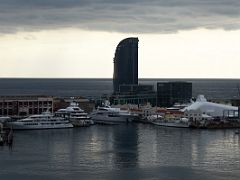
[1,77,240,80]
[0,78,240,99]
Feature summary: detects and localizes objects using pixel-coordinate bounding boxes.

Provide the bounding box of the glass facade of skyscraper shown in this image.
[157,82,192,107]
[113,37,139,93]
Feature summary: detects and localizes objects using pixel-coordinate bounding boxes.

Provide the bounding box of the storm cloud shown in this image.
[0,0,240,33]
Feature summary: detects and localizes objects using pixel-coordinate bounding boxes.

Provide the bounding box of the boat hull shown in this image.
[6,122,73,130]
[70,119,94,127]
[152,122,189,128]
[91,115,133,125]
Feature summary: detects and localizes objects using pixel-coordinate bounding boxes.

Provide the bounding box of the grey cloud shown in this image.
[0,0,239,34]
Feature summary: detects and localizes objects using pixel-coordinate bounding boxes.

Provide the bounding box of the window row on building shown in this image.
[0,96,53,116]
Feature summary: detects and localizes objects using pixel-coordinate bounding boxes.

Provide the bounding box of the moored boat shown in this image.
[90,106,135,125]
[151,118,190,128]
[55,102,94,127]
[6,111,73,130]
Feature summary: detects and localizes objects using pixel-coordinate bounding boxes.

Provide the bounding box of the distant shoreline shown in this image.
[0,77,240,80]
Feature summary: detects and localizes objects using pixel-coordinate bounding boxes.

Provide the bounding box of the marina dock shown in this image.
[0,123,13,146]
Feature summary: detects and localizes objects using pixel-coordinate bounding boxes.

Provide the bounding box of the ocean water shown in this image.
[0,124,240,180]
[0,78,240,99]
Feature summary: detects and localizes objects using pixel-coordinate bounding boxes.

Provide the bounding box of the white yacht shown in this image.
[55,102,94,127]
[0,116,11,123]
[6,112,73,130]
[90,106,135,125]
[151,118,190,128]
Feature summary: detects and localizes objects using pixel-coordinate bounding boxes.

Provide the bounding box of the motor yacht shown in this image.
[90,106,135,125]
[55,102,94,127]
[6,111,73,130]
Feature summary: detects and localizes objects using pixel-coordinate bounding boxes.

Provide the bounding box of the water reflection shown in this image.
[136,125,240,173]
[112,124,138,169]
[0,125,240,179]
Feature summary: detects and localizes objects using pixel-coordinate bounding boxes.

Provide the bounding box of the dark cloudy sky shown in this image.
[0,0,240,78]
[1,0,240,33]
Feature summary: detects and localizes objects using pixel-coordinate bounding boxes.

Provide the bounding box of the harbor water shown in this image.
[1,78,240,179]
[0,124,240,180]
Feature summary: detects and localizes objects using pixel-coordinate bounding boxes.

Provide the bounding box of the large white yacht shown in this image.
[90,106,135,125]
[55,102,94,127]
[6,112,73,130]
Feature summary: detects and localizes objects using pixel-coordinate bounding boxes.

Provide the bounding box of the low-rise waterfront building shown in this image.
[0,96,95,117]
[0,96,53,117]
[184,109,213,121]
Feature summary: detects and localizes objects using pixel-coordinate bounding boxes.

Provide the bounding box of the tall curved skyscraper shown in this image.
[113,37,139,93]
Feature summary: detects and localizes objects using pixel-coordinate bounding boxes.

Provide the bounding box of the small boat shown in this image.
[151,118,190,128]
[6,111,73,130]
[55,102,94,127]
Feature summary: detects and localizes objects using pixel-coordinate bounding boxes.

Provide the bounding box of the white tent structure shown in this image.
[183,95,238,117]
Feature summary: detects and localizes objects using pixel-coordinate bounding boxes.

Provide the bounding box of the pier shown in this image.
[0,123,13,147]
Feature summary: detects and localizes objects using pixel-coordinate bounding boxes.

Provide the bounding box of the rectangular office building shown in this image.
[111,84,157,106]
[157,82,192,107]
